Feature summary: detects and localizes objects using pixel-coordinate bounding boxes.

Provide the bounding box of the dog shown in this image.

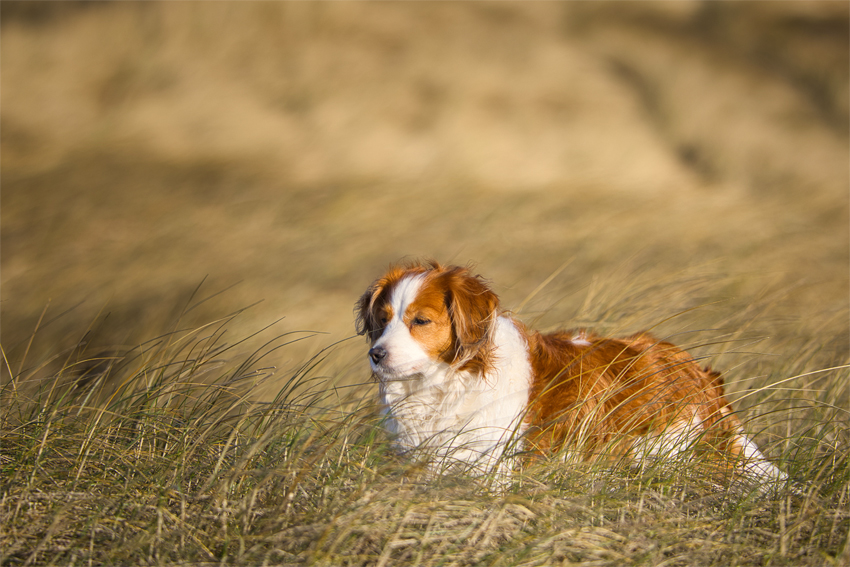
[356,260,785,486]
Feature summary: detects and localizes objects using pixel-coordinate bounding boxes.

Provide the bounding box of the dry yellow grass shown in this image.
[1,2,848,565]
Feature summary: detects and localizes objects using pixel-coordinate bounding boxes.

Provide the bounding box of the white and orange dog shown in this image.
[356,261,785,486]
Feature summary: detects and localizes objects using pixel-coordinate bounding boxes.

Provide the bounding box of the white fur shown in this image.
[734,431,787,483]
[370,274,431,378]
[569,331,591,347]
[631,412,703,463]
[376,312,531,477]
[630,416,787,487]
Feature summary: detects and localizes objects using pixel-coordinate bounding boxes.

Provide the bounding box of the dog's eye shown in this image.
[379,316,389,326]
[412,317,431,326]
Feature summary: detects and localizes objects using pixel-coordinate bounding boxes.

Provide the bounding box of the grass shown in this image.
[2,300,848,567]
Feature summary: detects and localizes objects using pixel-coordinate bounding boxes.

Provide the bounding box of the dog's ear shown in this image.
[355,266,406,341]
[355,279,388,341]
[442,266,499,372]
[355,285,379,340]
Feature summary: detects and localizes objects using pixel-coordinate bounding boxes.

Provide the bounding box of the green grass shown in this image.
[2,306,848,567]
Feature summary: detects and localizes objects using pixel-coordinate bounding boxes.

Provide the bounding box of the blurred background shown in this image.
[2,1,848,399]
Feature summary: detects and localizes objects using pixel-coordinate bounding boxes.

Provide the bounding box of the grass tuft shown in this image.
[2,308,848,566]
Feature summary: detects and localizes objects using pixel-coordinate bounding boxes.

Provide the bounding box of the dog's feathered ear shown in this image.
[442,266,499,373]
[355,266,407,341]
[355,281,384,341]
[355,286,377,339]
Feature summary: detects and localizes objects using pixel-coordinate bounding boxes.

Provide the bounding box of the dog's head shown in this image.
[355,261,499,379]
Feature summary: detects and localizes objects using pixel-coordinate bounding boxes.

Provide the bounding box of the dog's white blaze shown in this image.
[390,272,426,317]
[371,273,429,376]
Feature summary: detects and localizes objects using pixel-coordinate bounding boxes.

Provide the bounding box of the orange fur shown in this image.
[521,327,738,461]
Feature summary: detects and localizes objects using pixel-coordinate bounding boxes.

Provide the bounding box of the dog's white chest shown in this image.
[379,316,531,473]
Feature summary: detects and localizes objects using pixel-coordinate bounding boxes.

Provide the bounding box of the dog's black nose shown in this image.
[369,346,388,365]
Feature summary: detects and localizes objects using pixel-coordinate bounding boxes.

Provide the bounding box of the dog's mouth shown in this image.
[369,355,433,382]
[371,363,418,382]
